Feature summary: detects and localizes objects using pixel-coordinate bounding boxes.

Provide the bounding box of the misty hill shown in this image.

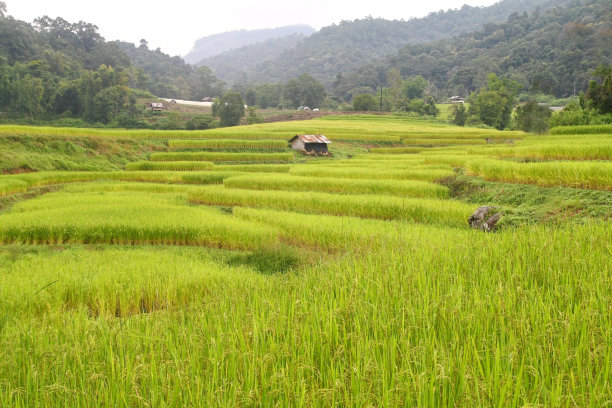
[184,25,316,64]
[211,0,574,85]
[196,33,309,84]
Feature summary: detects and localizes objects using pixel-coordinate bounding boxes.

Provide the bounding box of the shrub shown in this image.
[352,94,378,111]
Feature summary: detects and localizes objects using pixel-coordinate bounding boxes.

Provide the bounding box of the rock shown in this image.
[468,206,502,232]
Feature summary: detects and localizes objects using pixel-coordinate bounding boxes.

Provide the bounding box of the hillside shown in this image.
[326,0,612,102]
[197,33,309,84]
[212,0,574,85]
[184,25,315,65]
[383,0,612,98]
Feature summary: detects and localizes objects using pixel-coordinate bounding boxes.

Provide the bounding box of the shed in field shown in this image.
[150,102,164,111]
[289,135,332,154]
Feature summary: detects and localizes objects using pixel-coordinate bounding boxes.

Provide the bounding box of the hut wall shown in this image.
[291,139,306,150]
[304,143,328,153]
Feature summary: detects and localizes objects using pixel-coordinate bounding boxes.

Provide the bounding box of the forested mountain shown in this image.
[214,0,573,85]
[196,33,309,84]
[331,0,611,101]
[115,41,224,99]
[184,25,315,65]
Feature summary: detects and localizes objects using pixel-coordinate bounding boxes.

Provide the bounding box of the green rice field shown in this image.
[0,114,610,407]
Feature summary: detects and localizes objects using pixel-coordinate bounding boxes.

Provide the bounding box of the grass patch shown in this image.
[228,247,302,275]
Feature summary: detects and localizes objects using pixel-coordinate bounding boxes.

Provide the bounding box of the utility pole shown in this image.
[380,86,383,112]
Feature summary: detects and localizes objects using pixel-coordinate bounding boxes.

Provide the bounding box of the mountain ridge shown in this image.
[184,24,316,64]
[200,0,576,85]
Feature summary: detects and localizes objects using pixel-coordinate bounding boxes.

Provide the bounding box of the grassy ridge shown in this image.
[189,186,473,227]
[125,161,214,171]
[469,140,612,161]
[550,124,612,135]
[223,173,449,198]
[0,190,277,249]
[234,207,460,250]
[150,152,294,162]
[290,165,454,182]
[0,247,261,318]
[402,138,488,145]
[168,139,288,149]
[0,125,293,140]
[0,170,238,197]
[212,164,291,173]
[368,147,423,154]
[467,159,612,190]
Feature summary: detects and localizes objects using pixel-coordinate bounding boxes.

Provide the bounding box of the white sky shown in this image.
[6,0,500,57]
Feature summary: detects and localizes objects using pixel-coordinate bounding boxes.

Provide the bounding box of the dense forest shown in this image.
[0,9,227,125]
[211,0,575,85]
[330,0,611,102]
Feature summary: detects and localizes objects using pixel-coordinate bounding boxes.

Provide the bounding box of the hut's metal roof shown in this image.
[290,135,332,144]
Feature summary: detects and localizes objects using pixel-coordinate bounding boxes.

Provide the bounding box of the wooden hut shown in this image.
[289,135,331,154]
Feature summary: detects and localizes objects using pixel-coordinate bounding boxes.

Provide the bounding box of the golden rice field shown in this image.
[0,115,610,407]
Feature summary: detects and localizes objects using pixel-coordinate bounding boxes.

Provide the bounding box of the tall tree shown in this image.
[469,73,522,129]
[283,74,326,109]
[586,65,612,114]
[215,92,245,127]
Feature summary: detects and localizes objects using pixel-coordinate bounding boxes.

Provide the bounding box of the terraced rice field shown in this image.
[0,115,610,407]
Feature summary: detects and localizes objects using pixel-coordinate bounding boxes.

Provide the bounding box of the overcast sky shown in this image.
[6,0,500,57]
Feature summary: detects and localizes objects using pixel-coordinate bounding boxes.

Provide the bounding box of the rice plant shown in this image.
[0,220,609,406]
